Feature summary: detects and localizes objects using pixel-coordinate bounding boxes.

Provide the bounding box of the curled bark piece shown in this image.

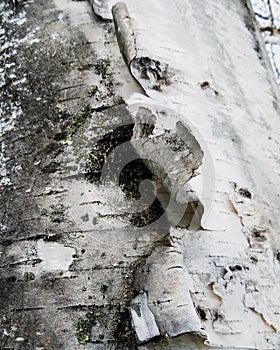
[132,119,203,198]
[112,2,137,65]
[133,228,206,341]
[130,105,204,229]
[111,3,169,91]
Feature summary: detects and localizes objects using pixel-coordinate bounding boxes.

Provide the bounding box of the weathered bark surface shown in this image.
[0,1,280,350]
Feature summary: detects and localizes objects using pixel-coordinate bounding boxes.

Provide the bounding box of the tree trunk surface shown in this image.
[0,1,279,349]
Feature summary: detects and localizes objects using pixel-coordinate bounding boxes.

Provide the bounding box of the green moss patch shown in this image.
[75,312,96,345]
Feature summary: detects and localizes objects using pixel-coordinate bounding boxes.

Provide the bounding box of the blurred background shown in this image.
[252,0,280,82]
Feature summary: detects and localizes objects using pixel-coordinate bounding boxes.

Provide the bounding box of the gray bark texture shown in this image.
[0,0,280,349]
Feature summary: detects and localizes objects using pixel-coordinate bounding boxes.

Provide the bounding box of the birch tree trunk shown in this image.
[0,1,279,349]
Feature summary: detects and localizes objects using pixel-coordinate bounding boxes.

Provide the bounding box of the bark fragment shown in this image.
[130,292,160,343]
[112,2,137,65]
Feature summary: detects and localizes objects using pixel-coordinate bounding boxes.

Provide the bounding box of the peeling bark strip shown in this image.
[131,228,206,343]
[112,2,170,91]
[112,2,137,65]
[131,111,204,229]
